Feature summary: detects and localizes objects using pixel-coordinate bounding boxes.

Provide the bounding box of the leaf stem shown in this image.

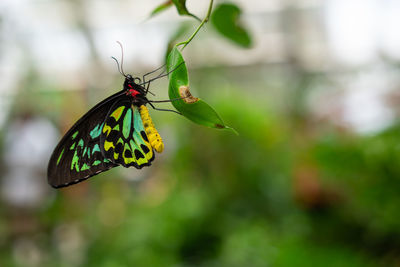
[176,0,214,50]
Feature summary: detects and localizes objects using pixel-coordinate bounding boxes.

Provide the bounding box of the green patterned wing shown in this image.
[47,91,125,188]
[100,99,155,168]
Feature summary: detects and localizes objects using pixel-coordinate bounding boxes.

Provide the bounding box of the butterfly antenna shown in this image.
[116,41,127,77]
[111,56,125,77]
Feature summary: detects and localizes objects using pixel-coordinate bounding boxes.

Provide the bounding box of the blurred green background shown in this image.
[1,0,400,266]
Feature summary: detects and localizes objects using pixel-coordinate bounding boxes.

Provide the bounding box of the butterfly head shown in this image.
[124,74,148,101]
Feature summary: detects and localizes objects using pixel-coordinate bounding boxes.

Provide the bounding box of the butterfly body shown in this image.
[47,75,164,188]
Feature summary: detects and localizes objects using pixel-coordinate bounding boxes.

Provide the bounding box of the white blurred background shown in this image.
[1,0,400,133]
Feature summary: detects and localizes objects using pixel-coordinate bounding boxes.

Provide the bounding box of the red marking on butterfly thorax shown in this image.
[127,84,140,98]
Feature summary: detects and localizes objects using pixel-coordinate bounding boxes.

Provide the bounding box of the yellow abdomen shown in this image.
[139,105,164,153]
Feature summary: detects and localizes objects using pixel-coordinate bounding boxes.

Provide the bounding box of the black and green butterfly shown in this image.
[47,70,172,188]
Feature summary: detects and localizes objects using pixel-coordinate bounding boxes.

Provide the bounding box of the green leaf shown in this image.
[171,0,201,21]
[167,47,236,133]
[150,1,173,17]
[211,3,252,48]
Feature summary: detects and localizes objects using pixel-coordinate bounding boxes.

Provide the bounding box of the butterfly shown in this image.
[47,67,175,188]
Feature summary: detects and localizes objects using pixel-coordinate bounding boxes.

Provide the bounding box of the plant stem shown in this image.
[176,0,214,50]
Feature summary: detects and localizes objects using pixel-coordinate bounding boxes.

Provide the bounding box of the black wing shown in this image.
[47,90,126,188]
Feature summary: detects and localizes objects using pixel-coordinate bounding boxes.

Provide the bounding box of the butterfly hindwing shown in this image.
[47,91,126,188]
[100,100,154,168]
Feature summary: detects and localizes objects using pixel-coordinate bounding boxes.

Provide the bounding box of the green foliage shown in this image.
[211,3,252,48]
[167,47,235,132]
[2,75,397,266]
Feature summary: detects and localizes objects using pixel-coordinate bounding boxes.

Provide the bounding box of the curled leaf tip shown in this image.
[150,0,173,17]
[225,126,239,135]
[179,85,199,104]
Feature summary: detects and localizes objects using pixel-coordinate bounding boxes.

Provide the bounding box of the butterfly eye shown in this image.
[134,77,141,84]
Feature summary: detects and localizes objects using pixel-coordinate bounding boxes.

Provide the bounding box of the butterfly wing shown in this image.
[100,100,155,168]
[47,91,125,188]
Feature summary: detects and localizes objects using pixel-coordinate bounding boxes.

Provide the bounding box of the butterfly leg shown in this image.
[142,64,166,84]
[149,96,190,103]
[148,102,182,115]
[139,62,184,88]
[146,79,151,93]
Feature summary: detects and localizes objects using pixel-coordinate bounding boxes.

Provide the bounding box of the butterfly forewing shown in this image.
[100,100,155,168]
[47,91,125,188]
